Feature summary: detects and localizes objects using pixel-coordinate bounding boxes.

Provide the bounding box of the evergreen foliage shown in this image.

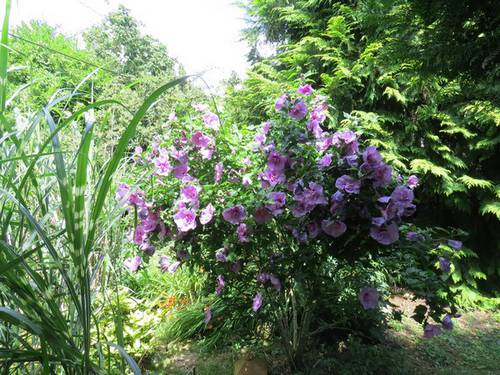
[230,0,500,303]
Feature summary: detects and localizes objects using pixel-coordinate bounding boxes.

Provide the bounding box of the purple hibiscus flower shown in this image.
[262,121,271,134]
[180,185,200,206]
[423,324,442,338]
[291,227,308,243]
[335,175,361,194]
[391,186,414,209]
[133,225,147,245]
[316,136,333,152]
[288,99,308,120]
[155,155,172,176]
[332,130,357,145]
[439,257,451,273]
[128,190,146,208]
[297,84,313,96]
[346,141,360,156]
[332,130,359,155]
[159,255,181,273]
[303,182,328,206]
[407,175,419,189]
[447,239,462,250]
[361,146,383,171]
[359,287,379,310]
[275,95,287,111]
[256,273,270,283]
[254,206,273,224]
[222,205,246,225]
[237,223,250,242]
[372,164,393,187]
[370,223,399,245]
[267,151,287,172]
[193,103,208,112]
[307,221,321,239]
[378,196,391,204]
[330,191,345,215]
[171,147,188,163]
[242,175,252,186]
[442,314,453,330]
[214,162,224,183]
[307,119,323,139]
[215,248,228,262]
[173,162,189,180]
[266,191,286,215]
[371,217,386,227]
[202,112,220,131]
[252,292,263,312]
[259,168,287,188]
[254,132,266,149]
[139,242,156,256]
[310,104,326,123]
[318,154,333,169]
[124,256,142,272]
[200,146,215,160]
[291,201,310,218]
[269,274,282,291]
[321,220,347,238]
[292,183,327,217]
[406,231,423,241]
[174,208,197,232]
[116,183,130,204]
[200,204,215,225]
[204,306,212,324]
[215,274,225,295]
[191,131,213,148]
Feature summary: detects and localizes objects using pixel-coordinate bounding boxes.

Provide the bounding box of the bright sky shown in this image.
[7,0,251,89]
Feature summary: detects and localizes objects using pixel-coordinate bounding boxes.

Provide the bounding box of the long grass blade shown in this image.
[87,75,190,251]
[107,343,142,375]
[0,0,10,116]
[0,307,43,336]
[0,188,82,318]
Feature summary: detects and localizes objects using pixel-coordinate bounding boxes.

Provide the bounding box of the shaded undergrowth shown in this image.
[156,308,499,375]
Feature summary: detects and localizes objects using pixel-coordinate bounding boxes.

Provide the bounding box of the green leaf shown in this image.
[108,343,142,375]
[0,247,37,273]
[383,87,407,105]
[480,200,500,219]
[457,175,493,190]
[410,159,451,180]
[87,76,190,252]
[0,0,10,115]
[0,307,42,336]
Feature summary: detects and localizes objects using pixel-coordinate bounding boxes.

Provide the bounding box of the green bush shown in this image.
[231,0,500,305]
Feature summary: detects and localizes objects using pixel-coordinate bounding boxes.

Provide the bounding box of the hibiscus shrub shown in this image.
[117,85,459,367]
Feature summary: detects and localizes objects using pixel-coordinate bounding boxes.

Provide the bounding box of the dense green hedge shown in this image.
[224,0,499,304]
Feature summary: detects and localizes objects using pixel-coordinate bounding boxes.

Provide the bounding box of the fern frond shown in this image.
[480,200,500,219]
[457,175,494,190]
[383,87,407,105]
[410,159,451,180]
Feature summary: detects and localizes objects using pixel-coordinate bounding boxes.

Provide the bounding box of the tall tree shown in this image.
[230,0,500,303]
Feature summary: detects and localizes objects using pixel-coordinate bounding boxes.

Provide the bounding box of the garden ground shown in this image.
[159,295,500,375]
